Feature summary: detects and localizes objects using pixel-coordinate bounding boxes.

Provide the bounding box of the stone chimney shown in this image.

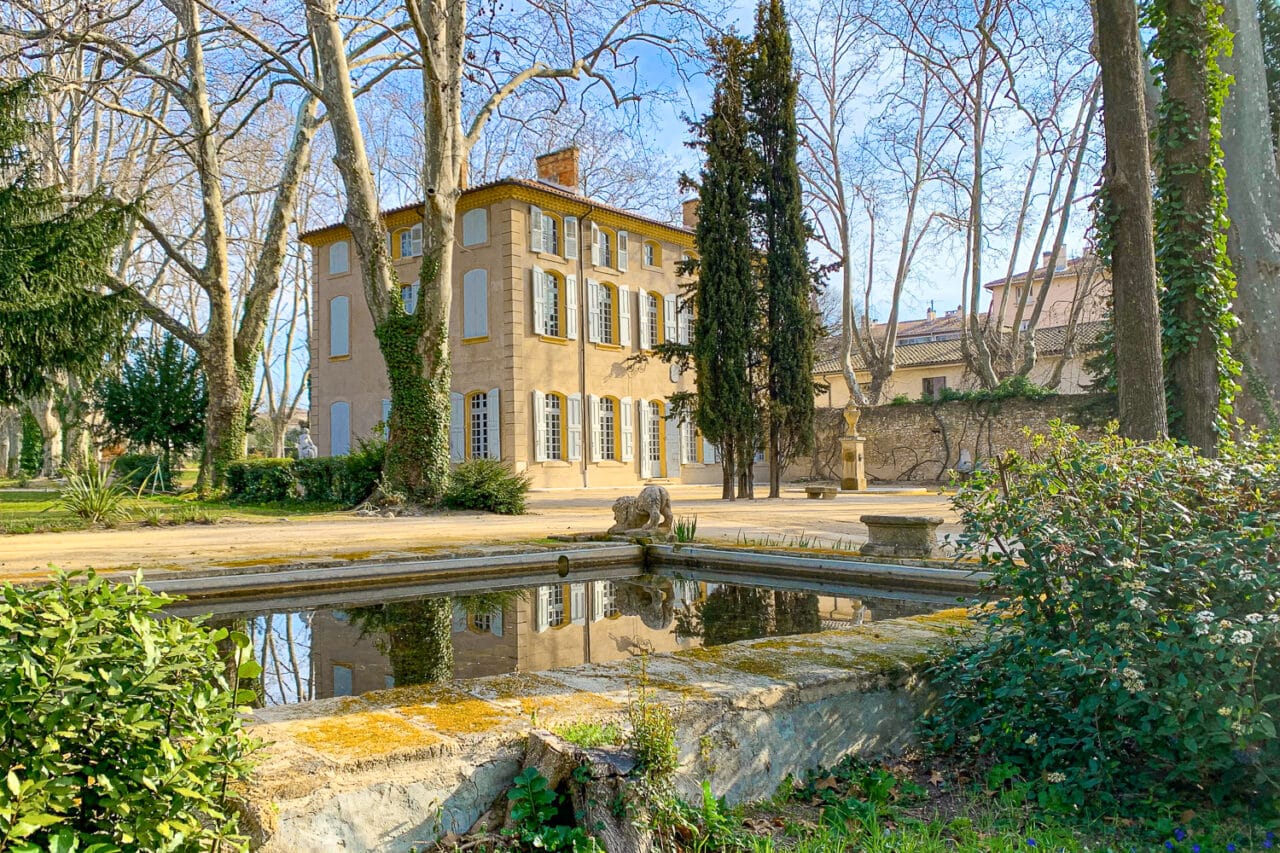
[459,158,469,191]
[1041,251,1052,269]
[535,147,579,190]
[682,198,700,229]
[926,300,936,322]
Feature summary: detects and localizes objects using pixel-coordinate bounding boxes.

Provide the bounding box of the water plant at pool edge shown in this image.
[674,514,698,542]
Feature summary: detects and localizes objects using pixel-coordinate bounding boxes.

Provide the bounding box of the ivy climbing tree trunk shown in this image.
[1222,0,1280,429]
[1148,0,1239,455]
[1094,0,1169,440]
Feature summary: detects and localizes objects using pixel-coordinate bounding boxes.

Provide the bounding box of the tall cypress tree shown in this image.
[691,36,761,501]
[0,77,134,405]
[749,0,817,498]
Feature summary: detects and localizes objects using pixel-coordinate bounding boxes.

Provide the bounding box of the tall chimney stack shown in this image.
[535,147,580,191]
[682,198,700,229]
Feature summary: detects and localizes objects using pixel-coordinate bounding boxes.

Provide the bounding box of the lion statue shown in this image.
[607,485,674,535]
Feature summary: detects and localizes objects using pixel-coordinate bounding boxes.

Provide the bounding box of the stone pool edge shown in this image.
[243,608,974,853]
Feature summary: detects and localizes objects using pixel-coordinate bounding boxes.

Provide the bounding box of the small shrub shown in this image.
[444,458,531,514]
[295,437,384,506]
[628,657,679,784]
[889,393,912,406]
[0,571,258,851]
[55,461,134,524]
[922,424,1280,808]
[506,767,601,852]
[114,452,173,492]
[674,514,698,543]
[225,457,297,503]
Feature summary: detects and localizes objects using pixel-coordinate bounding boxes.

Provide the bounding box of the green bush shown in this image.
[922,424,1280,808]
[0,572,258,851]
[444,458,531,514]
[293,436,384,506]
[55,461,134,524]
[113,452,173,491]
[225,457,297,503]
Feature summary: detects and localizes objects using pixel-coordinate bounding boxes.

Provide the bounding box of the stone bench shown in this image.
[805,485,838,500]
[859,514,944,559]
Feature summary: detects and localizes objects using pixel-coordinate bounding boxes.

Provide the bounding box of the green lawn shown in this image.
[0,488,342,534]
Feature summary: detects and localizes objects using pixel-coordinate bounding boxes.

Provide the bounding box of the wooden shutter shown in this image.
[618,286,632,347]
[565,274,579,340]
[487,387,501,459]
[626,397,638,467]
[663,294,677,344]
[570,583,587,625]
[449,392,465,461]
[532,266,547,335]
[591,582,605,622]
[617,230,629,271]
[532,390,547,462]
[530,204,543,252]
[587,395,601,462]
[567,394,583,461]
[703,437,718,464]
[586,279,601,343]
[564,216,578,259]
[464,269,488,338]
[535,586,550,632]
[591,222,601,266]
[666,415,681,478]
[638,294,652,350]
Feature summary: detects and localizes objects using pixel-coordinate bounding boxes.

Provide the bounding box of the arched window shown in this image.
[328,240,349,275]
[401,280,419,315]
[461,208,488,246]
[466,390,490,460]
[640,290,664,350]
[462,268,488,339]
[597,395,618,460]
[640,399,666,478]
[587,280,621,345]
[532,390,581,462]
[642,241,662,268]
[532,268,571,339]
[544,391,565,460]
[329,296,349,357]
[398,223,423,258]
[591,224,617,268]
[529,205,562,255]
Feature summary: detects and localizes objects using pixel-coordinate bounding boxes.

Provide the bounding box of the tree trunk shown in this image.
[1094,0,1169,440]
[199,352,249,491]
[721,440,735,500]
[1222,0,1280,429]
[1151,0,1233,455]
[0,408,14,476]
[27,394,62,477]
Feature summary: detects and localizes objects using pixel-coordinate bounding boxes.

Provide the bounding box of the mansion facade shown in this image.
[302,148,726,489]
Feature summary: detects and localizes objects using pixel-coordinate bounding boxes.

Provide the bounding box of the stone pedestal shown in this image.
[839,435,868,491]
[859,514,944,559]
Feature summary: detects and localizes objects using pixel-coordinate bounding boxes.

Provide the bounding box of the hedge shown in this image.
[224,439,383,507]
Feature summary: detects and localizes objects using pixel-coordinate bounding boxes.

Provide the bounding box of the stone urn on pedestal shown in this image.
[839,403,868,491]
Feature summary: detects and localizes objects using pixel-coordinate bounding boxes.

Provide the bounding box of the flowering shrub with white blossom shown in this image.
[921,423,1279,808]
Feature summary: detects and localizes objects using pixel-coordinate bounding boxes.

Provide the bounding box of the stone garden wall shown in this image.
[792,393,1115,484]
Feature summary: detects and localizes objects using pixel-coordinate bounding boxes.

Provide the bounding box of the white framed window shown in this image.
[542,213,559,254]
[329,296,350,357]
[462,208,488,246]
[328,240,349,275]
[545,393,563,460]
[544,273,560,337]
[643,243,656,267]
[593,225,614,268]
[646,292,660,348]
[598,284,615,344]
[682,419,699,464]
[469,392,489,460]
[600,581,619,618]
[401,281,419,315]
[647,401,663,476]
[548,585,567,628]
[330,401,350,456]
[598,397,617,460]
[399,223,423,258]
[463,269,488,338]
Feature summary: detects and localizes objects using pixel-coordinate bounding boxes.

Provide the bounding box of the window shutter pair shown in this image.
[618,286,632,347]
[532,266,547,335]
[586,279,602,343]
[621,397,634,463]
[638,295,652,350]
[617,231,629,271]
[449,392,465,461]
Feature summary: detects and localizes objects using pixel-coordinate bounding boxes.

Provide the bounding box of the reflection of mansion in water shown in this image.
[252,579,898,704]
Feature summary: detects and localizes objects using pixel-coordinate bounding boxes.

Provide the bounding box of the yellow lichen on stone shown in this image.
[400,697,518,736]
[287,710,442,760]
[210,556,297,568]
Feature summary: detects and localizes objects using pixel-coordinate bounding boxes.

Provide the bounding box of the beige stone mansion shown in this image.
[302,148,726,489]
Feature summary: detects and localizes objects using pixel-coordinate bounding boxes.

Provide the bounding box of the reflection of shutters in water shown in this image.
[548,585,566,627]
[571,583,586,626]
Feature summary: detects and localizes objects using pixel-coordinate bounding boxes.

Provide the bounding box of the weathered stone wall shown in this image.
[245,610,970,853]
[792,394,1115,484]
